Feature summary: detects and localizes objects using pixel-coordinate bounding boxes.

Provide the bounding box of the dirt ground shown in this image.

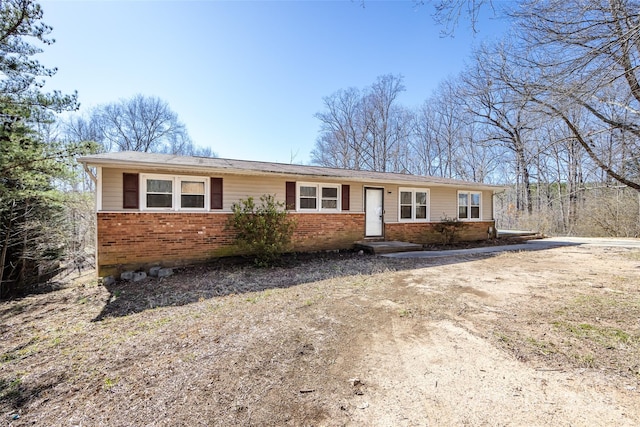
[1,239,639,426]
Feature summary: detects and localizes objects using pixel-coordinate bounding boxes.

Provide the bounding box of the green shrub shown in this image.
[228,195,297,267]
[432,215,467,244]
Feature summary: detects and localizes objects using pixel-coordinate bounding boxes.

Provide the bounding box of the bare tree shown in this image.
[91,94,188,153]
[459,45,540,212]
[412,78,470,179]
[397,0,497,36]
[65,114,103,147]
[508,0,640,191]
[363,74,408,172]
[411,102,444,177]
[312,87,367,169]
[312,74,410,172]
[64,94,217,157]
[453,121,502,183]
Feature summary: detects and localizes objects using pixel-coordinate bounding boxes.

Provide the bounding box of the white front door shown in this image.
[365,188,384,237]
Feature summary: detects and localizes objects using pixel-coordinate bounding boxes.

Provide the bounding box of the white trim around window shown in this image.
[398,188,430,222]
[458,190,482,220]
[140,174,209,211]
[296,182,341,212]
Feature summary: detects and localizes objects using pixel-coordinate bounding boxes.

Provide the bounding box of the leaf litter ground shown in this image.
[1,242,639,425]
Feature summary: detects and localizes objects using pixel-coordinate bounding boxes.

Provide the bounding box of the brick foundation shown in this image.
[96,212,366,276]
[96,212,494,276]
[385,221,495,244]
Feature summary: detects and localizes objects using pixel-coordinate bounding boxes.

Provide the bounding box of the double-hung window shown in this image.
[458,191,481,220]
[146,178,173,208]
[399,188,429,221]
[180,180,205,208]
[299,185,317,209]
[297,183,340,211]
[141,174,208,210]
[321,187,339,209]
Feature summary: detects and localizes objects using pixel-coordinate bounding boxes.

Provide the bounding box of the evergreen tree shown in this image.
[1,0,91,297]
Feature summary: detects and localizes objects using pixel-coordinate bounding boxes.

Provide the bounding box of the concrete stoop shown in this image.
[354,240,424,255]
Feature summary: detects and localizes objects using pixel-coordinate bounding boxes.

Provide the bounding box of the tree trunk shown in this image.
[0,200,15,298]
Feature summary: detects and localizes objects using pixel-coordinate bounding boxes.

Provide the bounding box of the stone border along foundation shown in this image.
[101,265,174,286]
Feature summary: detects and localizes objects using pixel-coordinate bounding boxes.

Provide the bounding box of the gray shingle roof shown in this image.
[78,151,505,190]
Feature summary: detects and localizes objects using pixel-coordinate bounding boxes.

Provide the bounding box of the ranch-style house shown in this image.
[79,151,505,276]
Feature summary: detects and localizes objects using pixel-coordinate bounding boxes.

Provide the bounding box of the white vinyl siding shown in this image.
[385,186,487,223]
[97,167,494,220]
[101,167,125,210]
[482,190,493,220]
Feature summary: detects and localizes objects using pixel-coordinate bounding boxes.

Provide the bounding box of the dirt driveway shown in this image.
[1,238,639,426]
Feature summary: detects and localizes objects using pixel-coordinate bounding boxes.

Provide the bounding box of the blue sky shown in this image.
[38,0,510,163]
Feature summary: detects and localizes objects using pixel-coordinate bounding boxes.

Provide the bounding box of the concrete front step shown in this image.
[354,240,423,255]
[497,229,543,238]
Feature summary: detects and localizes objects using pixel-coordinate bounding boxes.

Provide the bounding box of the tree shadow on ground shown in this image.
[0,370,67,416]
[0,267,95,304]
[93,238,579,321]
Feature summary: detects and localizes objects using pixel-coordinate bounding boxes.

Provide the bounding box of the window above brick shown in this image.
[398,187,430,222]
[296,182,342,212]
[458,191,481,220]
[138,174,212,211]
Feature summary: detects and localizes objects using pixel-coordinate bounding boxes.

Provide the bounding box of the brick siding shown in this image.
[290,213,365,252]
[385,220,495,244]
[96,212,366,276]
[96,212,494,276]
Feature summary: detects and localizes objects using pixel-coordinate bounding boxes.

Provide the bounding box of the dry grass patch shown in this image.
[489,250,640,381]
[2,245,640,426]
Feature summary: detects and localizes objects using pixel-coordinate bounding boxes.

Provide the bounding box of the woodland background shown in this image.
[1,0,639,297]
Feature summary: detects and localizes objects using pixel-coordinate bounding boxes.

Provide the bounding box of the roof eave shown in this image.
[78,156,508,191]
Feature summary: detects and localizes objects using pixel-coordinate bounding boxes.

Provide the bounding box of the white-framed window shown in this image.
[141,174,208,211]
[321,186,339,209]
[146,177,173,208]
[180,180,206,208]
[458,191,481,220]
[398,188,429,222]
[299,185,317,209]
[297,182,341,212]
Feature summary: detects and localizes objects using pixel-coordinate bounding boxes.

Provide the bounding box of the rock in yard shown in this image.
[350,377,365,395]
[149,266,162,277]
[349,378,364,387]
[102,276,116,286]
[120,271,134,281]
[157,268,173,278]
[132,271,147,282]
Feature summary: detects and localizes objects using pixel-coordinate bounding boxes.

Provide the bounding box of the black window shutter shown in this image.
[285,181,296,210]
[211,177,223,209]
[123,173,139,209]
[341,184,350,211]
